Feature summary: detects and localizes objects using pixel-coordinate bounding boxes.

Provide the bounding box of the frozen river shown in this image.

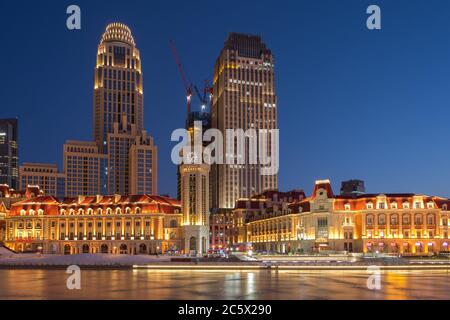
[0,269,449,300]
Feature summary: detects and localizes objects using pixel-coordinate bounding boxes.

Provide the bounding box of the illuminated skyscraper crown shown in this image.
[101,23,135,46]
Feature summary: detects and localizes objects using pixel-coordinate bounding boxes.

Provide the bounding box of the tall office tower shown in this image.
[0,119,18,190]
[129,130,157,195]
[19,163,66,198]
[90,23,156,196]
[93,23,144,151]
[63,141,107,197]
[211,33,279,209]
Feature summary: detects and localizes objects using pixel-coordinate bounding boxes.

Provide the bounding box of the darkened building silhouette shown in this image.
[340,179,366,196]
[0,119,18,190]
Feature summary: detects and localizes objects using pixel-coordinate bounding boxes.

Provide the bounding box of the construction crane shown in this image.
[170,41,213,113]
[194,85,207,111]
[170,40,193,115]
[195,80,213,111]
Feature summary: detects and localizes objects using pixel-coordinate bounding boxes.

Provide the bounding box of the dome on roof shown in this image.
[100,23,135,46]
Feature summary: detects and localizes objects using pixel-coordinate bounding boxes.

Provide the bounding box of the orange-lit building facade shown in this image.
[0,184,44,242]
[4,194,182,254]
[209,190,305,251]
[233,180,450,256]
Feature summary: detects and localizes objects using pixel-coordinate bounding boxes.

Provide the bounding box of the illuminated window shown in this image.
[390,214,398,225]
[415,214,423,225]
[402,214,410,225]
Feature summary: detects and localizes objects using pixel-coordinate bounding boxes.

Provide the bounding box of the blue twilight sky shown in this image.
[0,0,450,198]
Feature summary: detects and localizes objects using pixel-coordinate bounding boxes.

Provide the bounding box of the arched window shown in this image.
[402,214,410,225]
[20,210,26,216]
[37,209,44,216]
[378,214,386,225]
[101,244,108,254]
[415,214,423,225]
[64,245,71,255]
[88,209,94,215]
[366,215,373,226]
[106,208,112,215]
[78,209,84,216]
[427,214,435,225]
[135,207,141,214]
[139,243,147,254]
[116,208,122,215]
[69,209,75,216]
[126,207,132,215]
[97,208,103,215]
[169,220,178,228]
[390,214,398,226]
[29,209,35,216]
[119,244,128,254]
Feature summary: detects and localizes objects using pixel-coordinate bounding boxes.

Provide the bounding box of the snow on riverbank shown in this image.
[0,251,171,267]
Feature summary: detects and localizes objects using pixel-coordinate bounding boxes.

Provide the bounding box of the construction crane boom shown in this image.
[169,40,192,114]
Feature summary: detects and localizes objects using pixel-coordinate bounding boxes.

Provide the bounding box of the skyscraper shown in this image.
[90,23,156,196]
[0,119,18,190]
[93,23,144,151]
[211,33,278,209]
[15,23,156,198]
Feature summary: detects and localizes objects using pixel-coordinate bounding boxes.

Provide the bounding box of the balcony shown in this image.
[343,222,355,227]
